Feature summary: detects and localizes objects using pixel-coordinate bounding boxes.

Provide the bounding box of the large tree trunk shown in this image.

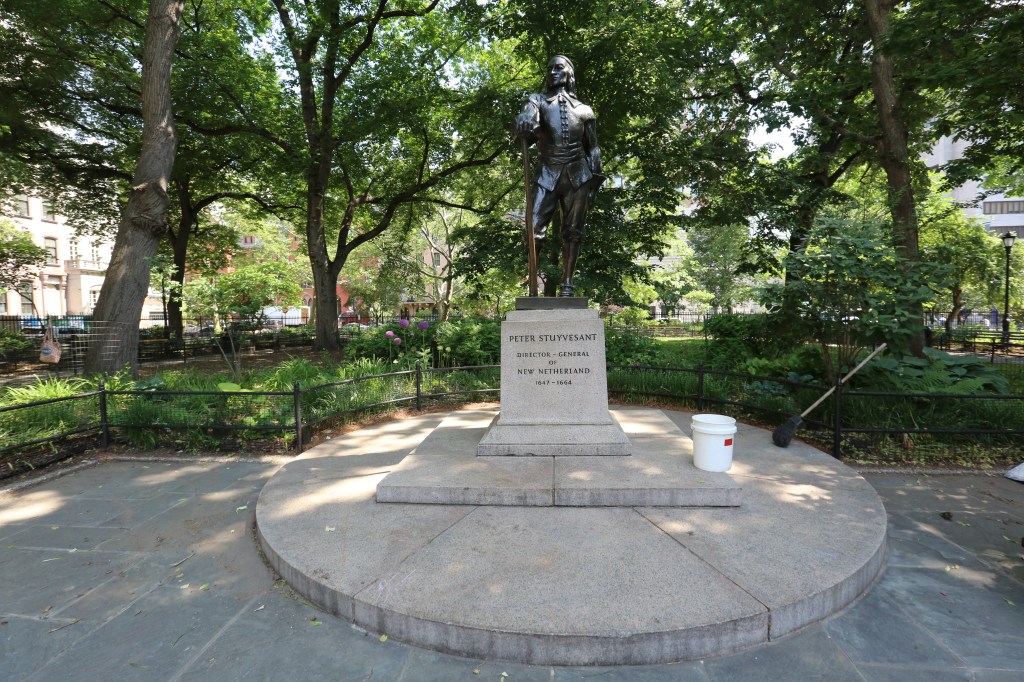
[84,0,184,375]
[166,178,195,340]
[865,0,925,356]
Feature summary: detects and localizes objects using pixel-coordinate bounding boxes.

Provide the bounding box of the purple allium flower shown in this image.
[418,320,429,330]
[398,319,410,328]
[385,330,395,338]
[393,337,402,345]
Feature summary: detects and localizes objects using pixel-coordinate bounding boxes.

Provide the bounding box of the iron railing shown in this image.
[2,362,1022,479]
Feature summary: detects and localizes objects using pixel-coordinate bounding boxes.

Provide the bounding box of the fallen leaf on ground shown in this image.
[235,505,248,512]
[129,663,150,670]
[199,583,210,591]
[325,526,336,532]
[379,634,388,642]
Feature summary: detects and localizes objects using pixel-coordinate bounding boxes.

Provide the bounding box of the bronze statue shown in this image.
[516,55,604,297]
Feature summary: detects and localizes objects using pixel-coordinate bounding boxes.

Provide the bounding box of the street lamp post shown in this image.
[1002,231,1016,346]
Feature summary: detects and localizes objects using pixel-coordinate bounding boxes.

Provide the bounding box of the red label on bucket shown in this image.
[724,438,733,446]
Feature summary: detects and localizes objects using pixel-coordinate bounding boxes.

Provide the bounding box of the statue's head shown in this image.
[546,55,576,95]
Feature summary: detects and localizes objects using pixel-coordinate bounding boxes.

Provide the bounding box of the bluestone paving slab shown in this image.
[0,614,85,681]
[95,488,263,553]
[23,584,257,681]
[877,565,1024,669]
[901,510,1024,582]
[0,547,141,614]
[395,647,554,682]
[48,554,171,622]
[703,627,865,682]
[26,461,178,499]
[864,473,1024,516]
[825,584,964,667]
[884,511,990,571]
[554,662,712,681]
[974,669,1024,682]
[174,593,410,682]
[350,505,769,665]
[1,523,125,550]
[835,664,974,682]
[0,494,136,528]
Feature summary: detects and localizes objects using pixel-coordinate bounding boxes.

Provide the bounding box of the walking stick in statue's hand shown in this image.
[521,136,539,297]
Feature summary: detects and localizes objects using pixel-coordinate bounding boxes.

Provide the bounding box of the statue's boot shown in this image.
[560,239,582,297]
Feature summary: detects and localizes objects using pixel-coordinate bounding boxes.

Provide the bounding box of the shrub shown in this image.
[0,330,34,360]
[433,317,501,366]
[704,313,802,368]
[604,326,663,366]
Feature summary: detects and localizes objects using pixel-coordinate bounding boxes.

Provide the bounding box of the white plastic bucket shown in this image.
[691,414,737,472]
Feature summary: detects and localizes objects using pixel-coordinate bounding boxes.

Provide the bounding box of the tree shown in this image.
[687,223,757,313]
[0,218,47,291]
[238,1,519,351]
[185,260,302,326]
[763,216,943,380]
[83,0,185,375]
[340,246,418,326]
[920,204,1001,334]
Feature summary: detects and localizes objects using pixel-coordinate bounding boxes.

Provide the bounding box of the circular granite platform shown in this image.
[255,406,887,666]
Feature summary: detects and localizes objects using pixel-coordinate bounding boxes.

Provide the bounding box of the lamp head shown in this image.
[1003,231,1017,249]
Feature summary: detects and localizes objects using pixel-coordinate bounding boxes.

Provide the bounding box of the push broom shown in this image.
[772,343,887,448]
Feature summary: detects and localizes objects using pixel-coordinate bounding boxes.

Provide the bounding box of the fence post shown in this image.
[415,361,423,411]
[98,380,110,449]
[293,381,303,453]
[832,374,843,459]
[696,361,705,412]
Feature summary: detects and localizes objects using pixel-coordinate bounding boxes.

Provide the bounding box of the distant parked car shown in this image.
[21,326,87,345]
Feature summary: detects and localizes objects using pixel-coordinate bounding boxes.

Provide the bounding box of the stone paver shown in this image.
[0,421,1021,680]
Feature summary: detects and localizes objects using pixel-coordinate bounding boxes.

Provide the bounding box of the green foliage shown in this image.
[607,306,652,328]
[0,329,33,359]
[0,218,47,290]
[433,318,501,367]
[344,320,438,366]
[763,217,946,373]
[604,327,663,366]
[704,313,803,369]
[856,347,1009,394]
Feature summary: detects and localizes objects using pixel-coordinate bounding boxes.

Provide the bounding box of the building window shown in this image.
[982,200,1024,215]
[69,239,79,261]
[41,200,57,222]
[431,252,442,268]
[44,237,58,264]
[0,292,7,314]
[18,281,34,315]
[90,241,102,263]
[13,194,30,217]
[89,287,101,309]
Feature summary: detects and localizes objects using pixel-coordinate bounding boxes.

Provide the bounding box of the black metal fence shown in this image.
[3,361,1022,480]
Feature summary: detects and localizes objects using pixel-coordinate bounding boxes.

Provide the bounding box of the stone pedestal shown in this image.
[476,308,631,456]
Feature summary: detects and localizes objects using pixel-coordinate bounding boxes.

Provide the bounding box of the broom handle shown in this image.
[800,343,887,418]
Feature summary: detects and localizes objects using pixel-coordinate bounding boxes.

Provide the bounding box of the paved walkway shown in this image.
[2,455,1023,681]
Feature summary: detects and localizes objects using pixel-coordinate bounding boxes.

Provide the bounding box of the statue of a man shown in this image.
[515,55,604,297]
